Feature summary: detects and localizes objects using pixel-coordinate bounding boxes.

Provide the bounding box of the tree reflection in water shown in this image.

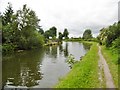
[64,42,69,57]
[59,44,63,54]
[44,43,69,58]
[2,42,91,88]
[2,48,44,87]
[82,43,91,51]
[45,46,57,58]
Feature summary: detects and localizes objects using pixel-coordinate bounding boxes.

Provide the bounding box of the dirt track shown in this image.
[98,45,115,88]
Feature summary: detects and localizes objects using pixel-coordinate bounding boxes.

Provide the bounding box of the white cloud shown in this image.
[0,0,119,37]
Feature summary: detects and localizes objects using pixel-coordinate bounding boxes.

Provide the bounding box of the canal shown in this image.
[2,42,90,88]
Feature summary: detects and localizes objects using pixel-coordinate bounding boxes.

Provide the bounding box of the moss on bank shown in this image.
[55,42,100,88]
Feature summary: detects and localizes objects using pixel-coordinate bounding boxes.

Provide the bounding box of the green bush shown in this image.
[110,37,120,64]
[2,3,45,54]
[2,43,17,54]
[112,37,120,50]
[18,32,44,50]
[30,32,44,48]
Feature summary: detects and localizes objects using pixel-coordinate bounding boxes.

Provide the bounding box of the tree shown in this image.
[98,22,120,47]
[2,2,15,43]
[82,29,92,40]
[38,27,44,35]
[2,3,44,53]
[16,4,44,49]
[49,26,57,38]
[43,26,57,40]
[44,30,50,39]
[63,28,69,39]
[2,2,14,26]
[2,3,21,53]
[97,22,120,64]
[58,32,63,41]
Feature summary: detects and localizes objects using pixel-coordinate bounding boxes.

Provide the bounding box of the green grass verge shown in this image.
[101,46,118,88]
[55,42,100,88]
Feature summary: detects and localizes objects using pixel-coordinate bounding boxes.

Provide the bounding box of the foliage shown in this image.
[15,4,44,49]
[43,27,70,42]
[38,27,44,35]
[98,22,120,47]
[2,2,14,43]
[44,30,50,39]
[44,26,57,40]
[66,54,77,68]
[82,29,93,40]
[0,14,2,44]
[0,13,2,30]
[111,37,120,51]
[97,22,119,87]
[63,28,69,39]
[2,3,44,54]
[2,2,14,26]
[58,32,63,41]
[49,26,57,38]
[2,43,17,54]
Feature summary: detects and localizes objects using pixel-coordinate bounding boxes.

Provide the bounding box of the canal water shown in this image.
[2,42,90,88]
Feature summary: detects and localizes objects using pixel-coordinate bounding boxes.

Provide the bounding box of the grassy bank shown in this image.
[64,38,82,42]
[55,42,100,88]
[101,46,118,88]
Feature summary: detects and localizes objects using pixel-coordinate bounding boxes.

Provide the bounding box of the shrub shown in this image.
[2,43,17,54]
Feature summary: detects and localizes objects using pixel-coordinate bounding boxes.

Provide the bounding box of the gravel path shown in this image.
[98,45,115,88]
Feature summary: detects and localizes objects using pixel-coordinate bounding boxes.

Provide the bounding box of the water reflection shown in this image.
[82,43,91,51]
[51,46,57,58]
[64,42,69,57]
[2,42,91,88]
[2,49,44,87]
[59,44,63,54]
[45,46,57,58]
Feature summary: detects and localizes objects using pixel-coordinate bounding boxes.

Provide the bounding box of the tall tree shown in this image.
[98,22,120,47]
[49,26,57,38]
[44,30,50,39]
[2,2,15,43]
[63,28,69,39]
[2,2,14,26]
[82,29,92,40]
[16,4,43,49]
[2,3,45,54]
[58,32,63,41]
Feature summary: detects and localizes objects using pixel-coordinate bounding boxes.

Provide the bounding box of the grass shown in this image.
[101,46,118,88]
[55,42,101,88]
[64,38,82,42]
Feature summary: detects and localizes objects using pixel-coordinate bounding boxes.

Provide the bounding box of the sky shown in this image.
[0,0,119,37]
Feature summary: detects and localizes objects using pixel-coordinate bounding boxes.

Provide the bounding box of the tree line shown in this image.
[40,27,69,41]
[1,3,94,54]
[2,3,44,54]
[1,3,70,54]
[97,22,120,49]
[2,3,119,56]
[97,21,120,64]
